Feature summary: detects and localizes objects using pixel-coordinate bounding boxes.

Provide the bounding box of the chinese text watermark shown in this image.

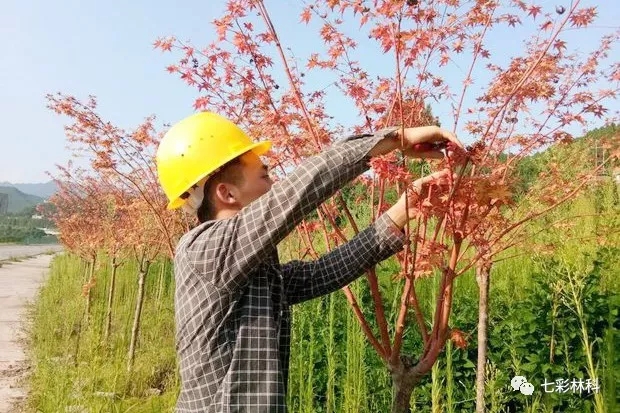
[511,375,600,396]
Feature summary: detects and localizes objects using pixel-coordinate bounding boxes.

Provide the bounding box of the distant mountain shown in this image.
[0,186,45,214]
[0,181,57,199]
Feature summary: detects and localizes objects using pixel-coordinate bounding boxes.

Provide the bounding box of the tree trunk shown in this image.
[156,260,166,304]
[127,259,150,372]
[84,256,96,324]
[475,263,491,413]
[393,379,415,413]
[103,256,119,342]
[391,355,421,413]
[74,258,95,367]
[83,260,90,318]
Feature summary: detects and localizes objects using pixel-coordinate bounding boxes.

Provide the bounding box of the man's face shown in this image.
[234,151,273,207]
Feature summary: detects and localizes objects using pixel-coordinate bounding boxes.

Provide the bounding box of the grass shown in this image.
[0,255,29,267]
[25,183,619,412]
[27,254,178,412]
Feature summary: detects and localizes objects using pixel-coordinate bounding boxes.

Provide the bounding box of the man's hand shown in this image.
[386,169,453,229]
[370,125,463,158]
[399,126,463,158]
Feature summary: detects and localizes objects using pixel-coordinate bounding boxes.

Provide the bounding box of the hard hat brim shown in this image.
[166,140,272,210]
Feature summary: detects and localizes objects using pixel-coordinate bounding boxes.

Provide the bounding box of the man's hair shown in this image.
[197,157,244,223]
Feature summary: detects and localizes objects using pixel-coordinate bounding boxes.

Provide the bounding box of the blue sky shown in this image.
[1,0,618,183]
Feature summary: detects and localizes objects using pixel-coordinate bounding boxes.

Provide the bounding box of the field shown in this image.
[25,177,619,413]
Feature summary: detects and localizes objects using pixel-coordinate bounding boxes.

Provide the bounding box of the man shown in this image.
[155,111,462,413]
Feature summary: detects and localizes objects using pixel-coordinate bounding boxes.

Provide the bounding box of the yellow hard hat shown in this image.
[156,112,271,210]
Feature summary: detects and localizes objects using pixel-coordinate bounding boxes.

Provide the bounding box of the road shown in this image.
[0,244,62,261]
[0,246,60,412]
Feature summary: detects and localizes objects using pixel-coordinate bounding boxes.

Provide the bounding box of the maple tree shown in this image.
[45,167,124,367]
[47,167,109,321]
[99,187,131,343]
[44,97,188,373]
[46,93,185,258]
[154,1,618,411]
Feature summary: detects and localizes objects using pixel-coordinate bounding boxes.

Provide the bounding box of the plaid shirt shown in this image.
[173,131,407,413]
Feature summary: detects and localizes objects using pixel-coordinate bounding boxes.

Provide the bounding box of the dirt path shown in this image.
[0,254,56,413]
[0,244,62,261]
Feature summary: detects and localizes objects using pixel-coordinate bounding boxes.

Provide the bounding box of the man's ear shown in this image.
[213,182,239,206]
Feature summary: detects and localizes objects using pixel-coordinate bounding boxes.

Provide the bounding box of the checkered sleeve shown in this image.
[183,130,397,293]
[280,213,407,305]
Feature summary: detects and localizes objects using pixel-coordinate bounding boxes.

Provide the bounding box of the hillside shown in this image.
[0,186,44,214]
[0,181,57,199]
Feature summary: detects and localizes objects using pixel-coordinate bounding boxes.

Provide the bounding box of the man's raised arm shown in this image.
[181,128,401,291]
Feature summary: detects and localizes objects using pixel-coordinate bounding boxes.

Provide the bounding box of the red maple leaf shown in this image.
[453,39,464,53]
[611,65,620,82]
[553,39,567,52]
[527,5,542,19]
[300,8,311,24]
[450,329,468,349]
[569,7,597,28]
